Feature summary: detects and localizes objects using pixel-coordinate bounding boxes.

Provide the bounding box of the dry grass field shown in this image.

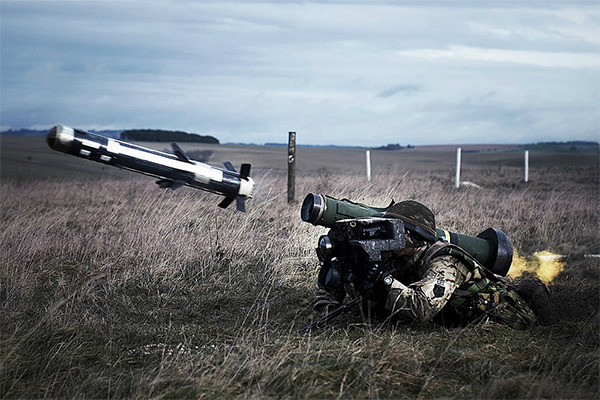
[1,136,598,399]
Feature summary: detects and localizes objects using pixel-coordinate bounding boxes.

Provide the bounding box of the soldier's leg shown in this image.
[515,278,554,324]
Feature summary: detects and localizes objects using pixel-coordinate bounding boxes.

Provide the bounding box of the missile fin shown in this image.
[218,196,246,212]
[223,161,236,172]
[170,180,186,190]
[240,163,251,179]
[218,197,235,209]
[155,179,186,190]
[156,179,171,189]
[235,196,246,212]
[171,143,192,164]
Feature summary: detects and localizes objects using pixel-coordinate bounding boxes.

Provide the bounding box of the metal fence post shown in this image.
[455,147,461,188]
[366,150,371,181]
[524,150,529,182]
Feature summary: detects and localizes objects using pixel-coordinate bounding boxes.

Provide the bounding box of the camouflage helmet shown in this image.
[383,200,437,242]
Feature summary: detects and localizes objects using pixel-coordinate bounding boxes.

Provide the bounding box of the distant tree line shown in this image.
[534,141,598,147]
[1,128,45,136]
[374,143,414,151]
[121,129,219,144]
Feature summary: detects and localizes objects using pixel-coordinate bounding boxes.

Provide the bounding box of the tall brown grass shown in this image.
[1,164,598,399]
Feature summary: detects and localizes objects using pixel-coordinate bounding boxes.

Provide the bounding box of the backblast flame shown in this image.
[508,249,566,284]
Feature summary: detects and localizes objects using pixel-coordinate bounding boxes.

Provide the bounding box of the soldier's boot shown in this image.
[516,278,554,325]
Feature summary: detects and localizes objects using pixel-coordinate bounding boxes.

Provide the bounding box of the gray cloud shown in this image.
[377,85,423,98]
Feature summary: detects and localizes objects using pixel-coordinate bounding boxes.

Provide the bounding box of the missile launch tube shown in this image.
[301,193,513,276]
[46,125,254,211]
[301,193,391,226]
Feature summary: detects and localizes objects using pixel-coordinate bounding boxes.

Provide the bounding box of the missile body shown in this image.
[47,125,254,211]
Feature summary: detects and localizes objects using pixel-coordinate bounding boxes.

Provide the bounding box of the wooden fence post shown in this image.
[287,132,296,204]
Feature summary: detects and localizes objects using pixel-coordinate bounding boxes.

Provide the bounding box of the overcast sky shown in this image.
[1,0,598,146]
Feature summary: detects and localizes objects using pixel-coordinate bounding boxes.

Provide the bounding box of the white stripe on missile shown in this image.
[238,178,254,197]
[106,139,223,184]
[80,138,101,149]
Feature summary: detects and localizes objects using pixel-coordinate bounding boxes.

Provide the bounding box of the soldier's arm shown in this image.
[384,255,471,322]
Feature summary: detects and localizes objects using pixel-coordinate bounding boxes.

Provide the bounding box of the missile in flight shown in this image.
[46,124,255,212]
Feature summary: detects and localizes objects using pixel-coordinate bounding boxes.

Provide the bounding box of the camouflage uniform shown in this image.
[384,248,469,323]
[383,241,539,329]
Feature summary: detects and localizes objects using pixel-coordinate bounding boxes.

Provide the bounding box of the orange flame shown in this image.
[509,249,566,284]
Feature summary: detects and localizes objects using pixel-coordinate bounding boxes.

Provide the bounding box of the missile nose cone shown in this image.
[47,125,74,153]
[46,125,59,148]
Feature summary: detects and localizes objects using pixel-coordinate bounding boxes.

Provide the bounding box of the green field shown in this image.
[1,135,598,399]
